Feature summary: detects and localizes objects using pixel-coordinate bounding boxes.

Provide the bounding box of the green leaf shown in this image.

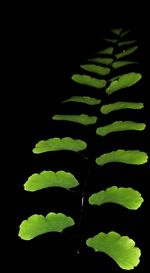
[110,28,122,35]
[106,72,142,95]
[118,40,137,47]
[63,96,101,105]
[88,57,113,66]
[112,60,138,69]
[32,137,87,154]
[80,64,110,76]
[100,101,144,115]
[120,29,131,38]
[104,38,118,44]
[52,114,97,126]
[115,46,138,59]
[96,121,146,136]
[88,186,144,209]
[95,47,114,55]
[24,170,79,192]
[86,231,141,270]
[71,74,106,89]
[96,149,148,166]
[18,212,75,240]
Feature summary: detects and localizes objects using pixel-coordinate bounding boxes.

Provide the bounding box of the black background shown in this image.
[2,3,149,272]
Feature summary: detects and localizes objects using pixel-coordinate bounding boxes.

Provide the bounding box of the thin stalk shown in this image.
[75,32,123,255]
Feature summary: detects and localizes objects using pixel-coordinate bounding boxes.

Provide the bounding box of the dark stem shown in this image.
[75,30,123,255]
[76,158,91,255]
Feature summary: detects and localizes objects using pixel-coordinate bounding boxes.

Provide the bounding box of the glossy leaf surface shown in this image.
[96,121,146,136]
[19,212,75,240]
[72,74,106,89]
[100,101,144,114]
[112,60,138,69]
[106,73,142,95]
[96,47,114,55]
[110,28,122,35]
[96,149,148,166]
[63,96,101,105]
[87,57,113,66]
[80,64,110,76]
[115,46,138,59]
[89,186,144,209]
[118,40,137,47]
[86,231,141,270]
[52,114,97,126]
[24,170,79,192]
[120,29,131,37]
[33,137,87,154]
[104,38,118,43]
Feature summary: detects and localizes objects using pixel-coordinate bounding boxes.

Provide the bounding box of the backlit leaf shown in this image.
[71,74,106,89]
[115,46,138,59]
[89,186,144,209]
[52,114,97,126]
[100,101,144,115]
[120,29,131,38]
[106,72,142,95]
[86,231,141,270]
[110,28,122,35]
[80,64,110,76]
[88,57,113,66]
[96,149,148,166]
[32,137,87,154]
[19,212,75,240]
[104,38,118,43]
[63,96,101,105]
[96,121,146,136]
[24,170,79,192]
[95,47,114,55]
[112,60,138,69]
[118,40,137,47]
